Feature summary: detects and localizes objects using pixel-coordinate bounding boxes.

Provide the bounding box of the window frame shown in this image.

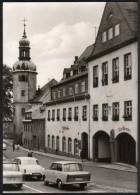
[93,65,98,88]
[82,105,87,121]
[102,103,108,121]
[124,100,132,121]
[93,104,98,121]
[124,53,132,80]
[112,57,119,83]
[112,102,119,121]
[102,62,108,86]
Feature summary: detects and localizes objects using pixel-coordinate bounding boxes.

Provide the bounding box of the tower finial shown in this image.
[22,18,27,38]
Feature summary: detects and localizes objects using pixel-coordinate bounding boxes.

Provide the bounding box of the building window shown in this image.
[48,135,50,148]
[108,27,113,40]
[102,104,108,121]
[124,101,132,121]
[63,88,66,97]
[56,136,59,151]
[57,109,60,121]
[102,62,108,86]
[68,108,72,121]
[112,58,119,83]
[57,90,61,98]
[52,135,55,150]
[124,53,132,80]
[62,136,66,152]
[74,107,78,121]
[81,81,86,93]
[93,104,98,121]
[19,75,28,82]
[52,91,56,100]
[21,108,25,115]
[21,90,25,96]
[48,110,50,121]
[69,87,73,96]
[112,102,119,121]
[74,138,79,155]
[75,84,79,94]
[102,31,107,42]
[63,108,66,121]
[52,109,55,121]
[114,24,120,36]
[93,65,98,87]
[82,105,87,121]
[68,138,72,154]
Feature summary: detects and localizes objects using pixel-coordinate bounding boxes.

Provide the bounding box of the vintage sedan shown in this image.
[3,162,23,190]
[44,161,91,190]
[13,157,45,180]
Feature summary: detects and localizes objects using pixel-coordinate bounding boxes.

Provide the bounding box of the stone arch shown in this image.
[81,132,88,159]
[116,132,136,165]
[93,130,111,162]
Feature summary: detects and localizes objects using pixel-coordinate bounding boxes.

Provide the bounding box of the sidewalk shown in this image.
[4,139,137,173]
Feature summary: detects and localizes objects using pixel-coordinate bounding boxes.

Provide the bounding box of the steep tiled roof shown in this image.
[30,79,57,103]
[79,44,94,61]
[88,2,137,61]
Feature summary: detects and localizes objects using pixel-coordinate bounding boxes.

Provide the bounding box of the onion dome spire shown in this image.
[22,18,27,38]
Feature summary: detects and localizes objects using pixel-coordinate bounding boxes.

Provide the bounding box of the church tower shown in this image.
[13,20,37,144]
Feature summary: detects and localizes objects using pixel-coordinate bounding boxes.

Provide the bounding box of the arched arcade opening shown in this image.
[81,132,88,159]
[116,133,136,165]
[93,131,111,162]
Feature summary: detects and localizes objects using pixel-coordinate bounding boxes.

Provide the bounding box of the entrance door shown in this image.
[93,131,111,162]
[116,133,136,165]
[81,132,88,159]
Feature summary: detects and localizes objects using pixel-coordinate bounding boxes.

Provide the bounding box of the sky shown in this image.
[3,2,105,87]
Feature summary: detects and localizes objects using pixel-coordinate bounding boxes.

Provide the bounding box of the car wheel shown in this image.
[57,180,63,189]
[16,184,23,190]
[80,183,87,190]
[44,180,49,186]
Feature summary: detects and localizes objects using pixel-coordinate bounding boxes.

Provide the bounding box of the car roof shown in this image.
[3,161,17,164]
[52,161,81,165]
[15,157,37,160]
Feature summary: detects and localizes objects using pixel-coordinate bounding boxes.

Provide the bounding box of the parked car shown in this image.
[3,162,23,190]
[13,157,45,180]
[44,161,91,190]
[3,142,7,150]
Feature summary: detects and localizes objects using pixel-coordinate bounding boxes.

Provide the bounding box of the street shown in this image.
[3,143,137,193]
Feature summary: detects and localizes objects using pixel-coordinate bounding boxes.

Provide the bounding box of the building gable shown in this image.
[90,2,137,59]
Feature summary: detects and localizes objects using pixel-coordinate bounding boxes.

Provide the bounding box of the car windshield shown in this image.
[21,159,39,165]
[3,163,19,171]
[63,163,83,172]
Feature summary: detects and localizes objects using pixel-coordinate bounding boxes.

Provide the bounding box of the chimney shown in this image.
[74,56,78,64]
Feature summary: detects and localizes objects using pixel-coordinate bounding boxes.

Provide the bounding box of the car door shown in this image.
[47,163,57,183]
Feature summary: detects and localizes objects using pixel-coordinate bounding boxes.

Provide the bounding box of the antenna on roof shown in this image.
[93,26,97,42]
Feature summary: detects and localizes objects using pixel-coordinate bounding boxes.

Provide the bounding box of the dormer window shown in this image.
[75,84,78,94]
[102,31,107,42]
[57,90,61,98]
[69,87,73,96]
[108,27,113,40]
[63,88,66,97]
[52,91,56,100]
[81,81,86,93]
[115,24,120,36]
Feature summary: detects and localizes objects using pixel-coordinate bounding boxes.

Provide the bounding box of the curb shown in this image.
[4,140,137,173]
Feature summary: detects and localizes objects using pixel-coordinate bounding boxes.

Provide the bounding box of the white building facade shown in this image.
[88,2,138,165]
